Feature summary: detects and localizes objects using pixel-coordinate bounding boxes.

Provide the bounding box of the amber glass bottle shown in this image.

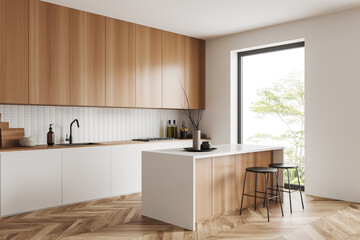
[47,124,55,145]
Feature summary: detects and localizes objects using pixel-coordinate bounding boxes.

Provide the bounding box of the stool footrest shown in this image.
[245,190,279,196]
[268,186,302,194]
[243,193,281,201]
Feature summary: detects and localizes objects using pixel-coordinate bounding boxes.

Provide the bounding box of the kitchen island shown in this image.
[142,144,284,230]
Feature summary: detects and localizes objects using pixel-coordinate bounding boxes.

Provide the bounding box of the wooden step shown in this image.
[0,128,25,148]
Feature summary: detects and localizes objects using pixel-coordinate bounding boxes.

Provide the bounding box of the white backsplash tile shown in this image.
[0,105,186,145]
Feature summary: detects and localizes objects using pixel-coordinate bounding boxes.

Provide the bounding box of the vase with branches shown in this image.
[181,85,203,150]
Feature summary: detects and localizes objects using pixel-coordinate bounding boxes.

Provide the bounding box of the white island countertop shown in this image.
[144,144,283,159]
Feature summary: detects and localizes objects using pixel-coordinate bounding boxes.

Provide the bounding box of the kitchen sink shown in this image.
[57,142,102,146]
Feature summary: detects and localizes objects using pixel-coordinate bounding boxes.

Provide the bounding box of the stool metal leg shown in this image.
[296,167,304,209]
[254,173,257,210]
[240,171,248,215]
[276,171,284,217]
[275,171,279,204]
[263,173,267,208]
[287,168,293,213]
[265,173,270,222]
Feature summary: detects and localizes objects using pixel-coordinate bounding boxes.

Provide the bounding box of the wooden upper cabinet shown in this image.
[106,18,135,107]
[185,37,205,109]
[0,0,29,104]
[162,31,186,109]
[29,0,70,105]
[135,25,162,108]
[70,10,106,106]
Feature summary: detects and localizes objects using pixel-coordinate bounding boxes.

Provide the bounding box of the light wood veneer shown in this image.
[135,25,162,108]
[195,151,275,220]
[195,157,212,221]
[0,1,205,109]
[0,0,29,104]
[0,193,356,240]
[0,128,24,147]
[70,9,106,106]
[235,152,256,209]
[29,0,70,105]
[185,37,205,109]
[106,18,135,107]
[255,151,273,198]
[162,31,186,109]
[212,155,236,215]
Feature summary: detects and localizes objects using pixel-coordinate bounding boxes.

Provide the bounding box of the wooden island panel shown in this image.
[195,157,212,221]
[195,151,275,221]
[235,153,256,209]
[256,151,273,198]
[211,155,236,215]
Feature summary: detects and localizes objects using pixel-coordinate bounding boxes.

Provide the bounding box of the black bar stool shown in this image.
[268,163,304,213]
[240,167,284,222]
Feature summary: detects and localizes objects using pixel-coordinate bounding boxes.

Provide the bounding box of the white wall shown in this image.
[0,105,185,145]
[203,7,360,202]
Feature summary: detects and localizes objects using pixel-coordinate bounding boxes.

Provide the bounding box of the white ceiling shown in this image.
[41,0,360,39]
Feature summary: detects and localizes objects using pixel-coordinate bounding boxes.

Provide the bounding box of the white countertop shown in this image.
[144,144,283,159]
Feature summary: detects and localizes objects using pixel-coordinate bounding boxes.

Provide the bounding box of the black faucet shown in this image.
[66,119,80,144]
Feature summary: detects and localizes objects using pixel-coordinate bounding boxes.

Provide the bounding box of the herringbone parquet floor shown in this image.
[0,192,358,239]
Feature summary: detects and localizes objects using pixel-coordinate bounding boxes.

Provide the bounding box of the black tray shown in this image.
[184,147,217,152]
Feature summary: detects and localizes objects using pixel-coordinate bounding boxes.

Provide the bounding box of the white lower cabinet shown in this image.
[111,144,150,196]
[0,140,194,216]
[62,147,111,204]
[0,150,62,216]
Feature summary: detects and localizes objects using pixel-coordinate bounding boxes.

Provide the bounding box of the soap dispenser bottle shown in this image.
[47,124,55,146]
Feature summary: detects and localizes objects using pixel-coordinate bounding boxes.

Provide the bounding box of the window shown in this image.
[238,42,305,187]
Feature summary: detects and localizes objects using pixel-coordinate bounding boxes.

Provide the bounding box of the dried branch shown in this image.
[180,82,202,131]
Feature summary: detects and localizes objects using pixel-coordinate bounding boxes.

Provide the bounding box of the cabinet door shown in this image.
[135,25,162,108]
[162,31,186,109]
[106,18,135,107]
[62,147,111,204]
[212,155,236,215]
[0,0,29,104]
[111,144,150,196]
[70,10,106,106]
[256,151,273,198]
[185,37,205,109]
[235,153,256,209]
[195,157,212,221]
[29,0,70,105]
[0,150,62,216]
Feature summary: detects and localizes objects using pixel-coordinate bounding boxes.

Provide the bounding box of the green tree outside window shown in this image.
[247,70,305,185]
